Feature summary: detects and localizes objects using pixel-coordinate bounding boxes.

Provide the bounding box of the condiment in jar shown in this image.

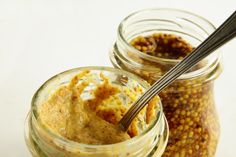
[25,67,169,157]
[110,9,221,157]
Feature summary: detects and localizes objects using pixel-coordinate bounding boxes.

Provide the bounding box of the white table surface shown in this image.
[0,0,235,156]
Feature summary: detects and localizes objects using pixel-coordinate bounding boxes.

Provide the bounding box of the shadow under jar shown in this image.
[110,9,221,157]
[24,67,169,157]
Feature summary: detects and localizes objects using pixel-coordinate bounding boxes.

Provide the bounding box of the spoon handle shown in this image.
[119,11,236,130]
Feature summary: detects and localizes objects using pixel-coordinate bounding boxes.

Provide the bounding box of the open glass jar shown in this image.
[25,66,168,157]
[110,9,221,157]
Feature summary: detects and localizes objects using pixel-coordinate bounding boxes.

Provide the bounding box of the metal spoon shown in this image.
[119,10,236,131]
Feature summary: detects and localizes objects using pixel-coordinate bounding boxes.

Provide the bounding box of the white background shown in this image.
[0,0,235,156]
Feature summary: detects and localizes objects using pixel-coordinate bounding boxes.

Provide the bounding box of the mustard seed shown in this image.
[129,33,220,157]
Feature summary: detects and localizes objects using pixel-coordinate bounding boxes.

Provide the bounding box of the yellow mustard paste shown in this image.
[38,70,158,145]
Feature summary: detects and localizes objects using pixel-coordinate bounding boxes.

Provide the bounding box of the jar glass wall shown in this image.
[110,9,221,157]
[25,66,169,157]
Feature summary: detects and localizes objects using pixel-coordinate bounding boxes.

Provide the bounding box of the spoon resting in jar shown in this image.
[119,10,236,131]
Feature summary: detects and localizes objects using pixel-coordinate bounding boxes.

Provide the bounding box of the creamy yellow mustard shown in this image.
[38,70,157,145]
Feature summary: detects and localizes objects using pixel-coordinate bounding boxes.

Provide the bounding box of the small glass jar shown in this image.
[24,66,169,157]
[110,9,221,157]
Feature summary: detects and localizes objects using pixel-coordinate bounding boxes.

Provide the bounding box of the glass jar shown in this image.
[110,9,221,157]
[24,66,169,157]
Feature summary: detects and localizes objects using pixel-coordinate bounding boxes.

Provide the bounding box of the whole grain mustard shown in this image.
[129,33,220,157]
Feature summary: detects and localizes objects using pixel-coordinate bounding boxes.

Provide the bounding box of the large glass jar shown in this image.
[24,66,169,157]
[110,9,221,157]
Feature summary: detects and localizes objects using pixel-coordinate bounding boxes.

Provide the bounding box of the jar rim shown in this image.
[110,45,222,81]
[117,8,221,80]
[30,66,165,150]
